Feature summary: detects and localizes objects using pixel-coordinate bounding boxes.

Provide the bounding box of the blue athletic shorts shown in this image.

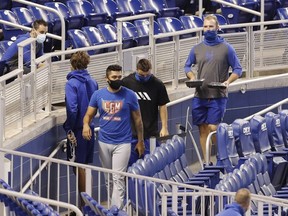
[192,97,227,126]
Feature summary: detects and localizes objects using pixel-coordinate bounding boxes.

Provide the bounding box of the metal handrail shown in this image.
[20,139,67,193]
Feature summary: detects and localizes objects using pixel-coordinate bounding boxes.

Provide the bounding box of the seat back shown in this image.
[12,7,35,27]
[276,7,288,27]
[67,29,96,55]
[82,26,105,45]
[117,0,144,13]
[265,112,285,150]
[0,9,25,40]
[134,19,162,36]
[91,0,131,23]
[279,109,288,147]
[180,15,203,29]
[67,0,91,16]
[28,6,50,22]
[45,2,70,20]
[216,123,238,173]
[97,23,117,43]
[250,115,271,153]
[232,119,256,157]
[0,40,13,52]
[157,17,184,32]
[221,0,258,25]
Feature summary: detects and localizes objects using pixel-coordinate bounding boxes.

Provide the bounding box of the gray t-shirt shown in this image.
[184,36,242,99]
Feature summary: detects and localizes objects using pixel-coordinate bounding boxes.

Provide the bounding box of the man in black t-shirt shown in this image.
[122,58,170,166]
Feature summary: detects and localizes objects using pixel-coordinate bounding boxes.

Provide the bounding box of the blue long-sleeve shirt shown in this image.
[184,36,242,98]
[1,33,44,68]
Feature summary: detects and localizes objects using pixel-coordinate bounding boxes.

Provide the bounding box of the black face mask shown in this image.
[108,79,122,90]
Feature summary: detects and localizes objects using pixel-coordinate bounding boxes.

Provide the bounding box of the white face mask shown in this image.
[36,33,46,44]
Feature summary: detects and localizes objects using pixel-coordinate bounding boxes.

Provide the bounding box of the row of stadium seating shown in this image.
[216,153,288,215]
[0,15,209,56]
[0,179,60,216]
[126,110,288,215]
[216,110,288,184]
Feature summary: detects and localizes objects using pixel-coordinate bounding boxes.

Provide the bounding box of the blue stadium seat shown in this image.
[220,0,258,28]
[44,2,85,31]
[0,9,25,41]
[82,26,110,53]
[157,17,193,39]
[279,110,288,147]
[113,21,138,48]
[27,6,53,29]
[90,0,132,24]
[97,23,117,43]
[216,123,239,173]
[250,115,272,153]
[141,0,183,18]
[116,0,155,15]
[231,118,256,157]
[263,0,278,21]
[134,19,169,44]
[265,112,286,151]
[12,7,35,27]
[180,15,203,29]
[66,0,108,26]
[180,15,203,37]
[97,23,136,49]
[67,29,96,55]
[0,40,13,53]
[81,26,107,52]
[277,7,288,28]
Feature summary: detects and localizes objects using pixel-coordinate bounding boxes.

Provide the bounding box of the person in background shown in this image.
[184,14,242,164]
[216,188,251,216]
[63,51,98,214]
[82,64,144,208]
[122,58,170,167]
[0,19,48,76]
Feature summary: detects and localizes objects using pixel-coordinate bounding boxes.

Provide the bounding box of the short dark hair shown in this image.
[70,51,90,70]
[106,64,122,77]
[32,19,48,29]
[136,58,151,73]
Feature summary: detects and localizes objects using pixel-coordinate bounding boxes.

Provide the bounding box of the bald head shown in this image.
[235,188,251,212]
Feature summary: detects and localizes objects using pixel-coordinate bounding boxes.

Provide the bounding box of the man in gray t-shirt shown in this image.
[184,14,242,163]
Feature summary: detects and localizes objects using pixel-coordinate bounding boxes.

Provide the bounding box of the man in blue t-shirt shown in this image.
[82,64,144,208]
[0,19,48,78]
[184,14,242,163]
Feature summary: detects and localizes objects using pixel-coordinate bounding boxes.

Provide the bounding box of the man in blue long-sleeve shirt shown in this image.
[0,19,48,76]
[184,14,242,163]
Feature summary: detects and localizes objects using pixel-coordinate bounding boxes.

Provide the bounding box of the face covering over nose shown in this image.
[36,33,46,44]
[108,79,122,90]
[204,30,217,41]
[135,72,151,83]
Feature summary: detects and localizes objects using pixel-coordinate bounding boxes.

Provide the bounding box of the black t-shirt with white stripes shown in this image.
[122,72,170,138]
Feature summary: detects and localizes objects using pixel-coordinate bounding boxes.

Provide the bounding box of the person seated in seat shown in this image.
[216,188,251,216]
[0,19,48,79]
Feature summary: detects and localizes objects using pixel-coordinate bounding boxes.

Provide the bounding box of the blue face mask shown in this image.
[135,72,151,83]
[204,30,217,41]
